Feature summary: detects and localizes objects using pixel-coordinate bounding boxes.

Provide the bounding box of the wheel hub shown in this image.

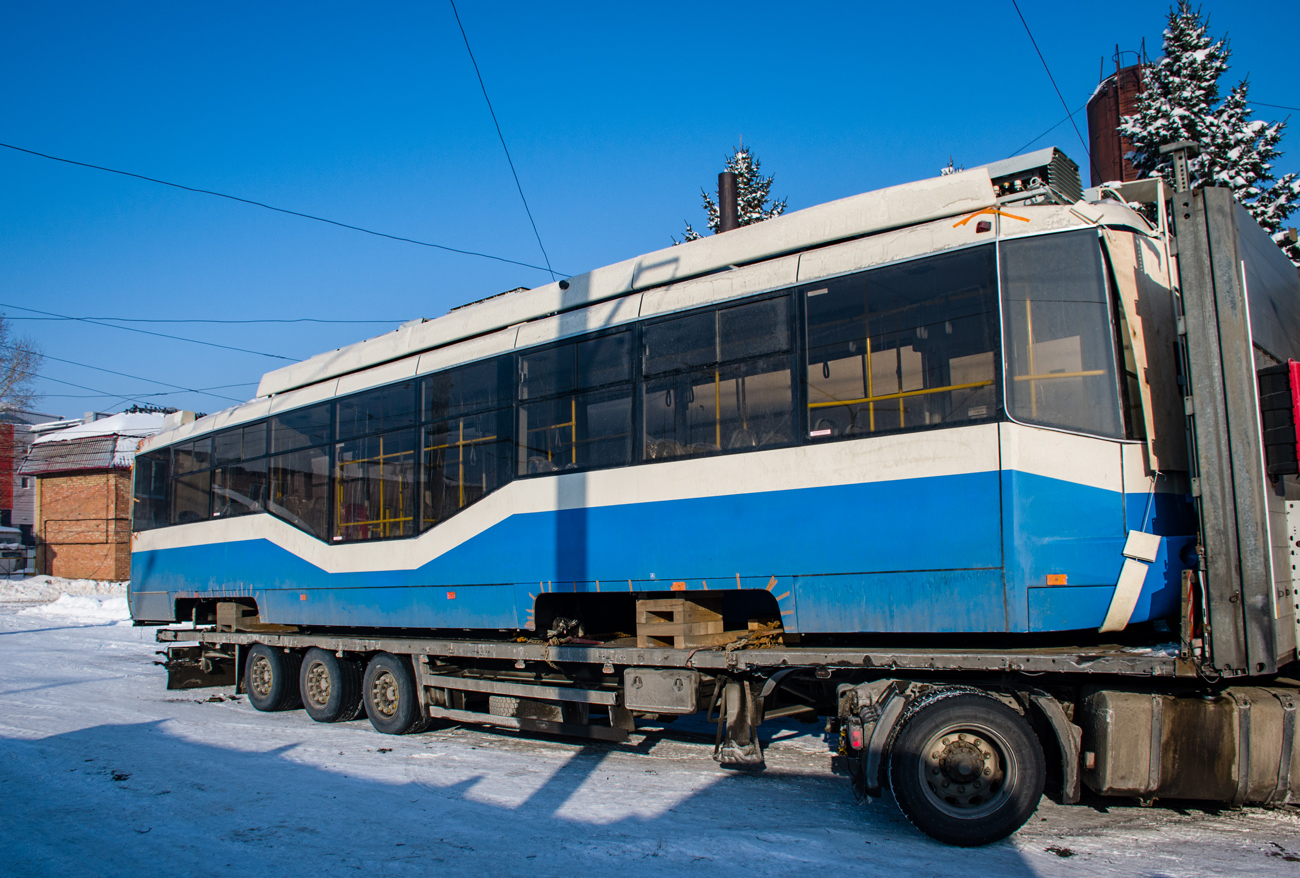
[922,730,1006,812]
[371,670,399,718]
[249,655,273,698]
[306,662,331,707]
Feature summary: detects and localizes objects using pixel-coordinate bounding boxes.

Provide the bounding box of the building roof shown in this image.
[19,412,166,475]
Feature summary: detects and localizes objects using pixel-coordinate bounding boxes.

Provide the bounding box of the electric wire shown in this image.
[6,364,157,407]
[0,302,293,360]
[448,0,556,282]
[1008,102,1088,158]
[1008,0,1098,183]
[0,140,567,277]
[1255,101,1300,113]
[0,344,249,403]
[5,316,407,325]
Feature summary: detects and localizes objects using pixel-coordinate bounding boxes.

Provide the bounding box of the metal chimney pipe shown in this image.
[718,171,739,233]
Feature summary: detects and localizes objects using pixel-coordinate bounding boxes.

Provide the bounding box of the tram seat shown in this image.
[728,429,758,449]
[528,456,558,474]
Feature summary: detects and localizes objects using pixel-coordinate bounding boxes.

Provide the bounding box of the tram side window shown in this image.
[1001,231,1124,438]
[335,429,416,541]
[171,438,212,524]
[421,358,514,530]
[517,331,633,475]
[212,422,269,520]
[337,381,418,441]
[804,246,1000,441]
[268,445,330,539]
[132,450,171,532]
[422,408,512,529]
[643,297,794,461]
[270,403,331,454]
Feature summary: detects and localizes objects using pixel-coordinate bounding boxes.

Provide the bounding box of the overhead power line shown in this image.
[1009,0,1098,184]
[0,140,567,277]
[1256,101,1300,113]
[448,0,556,282]
[0,343,249,402]
[0,302,293,360]
[1008,103,1089,159]
[5,316,407,325]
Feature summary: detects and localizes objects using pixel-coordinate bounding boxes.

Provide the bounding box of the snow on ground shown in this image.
[0,575,126,609]
[2,585,1300,877]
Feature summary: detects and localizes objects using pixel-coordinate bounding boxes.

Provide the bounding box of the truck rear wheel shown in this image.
[363,653,427,735]
[300,647,363,723]
[245,644,303,712]
[888,690,1044,847]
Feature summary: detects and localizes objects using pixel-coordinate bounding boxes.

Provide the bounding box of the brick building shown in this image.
[18,412,164,580]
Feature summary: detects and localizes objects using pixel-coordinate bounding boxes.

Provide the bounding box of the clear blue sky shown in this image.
[2,1,1296,419]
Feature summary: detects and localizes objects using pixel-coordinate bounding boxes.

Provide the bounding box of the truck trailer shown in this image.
[133,147,1300,845]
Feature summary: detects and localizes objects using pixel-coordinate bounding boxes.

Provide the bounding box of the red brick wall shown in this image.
[0,424,13,511]
[37,470,133,581]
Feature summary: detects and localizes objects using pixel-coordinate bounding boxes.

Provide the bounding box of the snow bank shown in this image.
[0,575,127,603]
[18,593,130,624]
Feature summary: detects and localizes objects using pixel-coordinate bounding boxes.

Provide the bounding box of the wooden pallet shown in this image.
[635,596,733,649]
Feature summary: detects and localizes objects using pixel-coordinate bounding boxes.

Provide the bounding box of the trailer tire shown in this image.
[245,644,303,712]
[363,653,427,735]
[888,690,1044,847]
[300,648,364,723]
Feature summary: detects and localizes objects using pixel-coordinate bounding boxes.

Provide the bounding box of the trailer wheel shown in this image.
[245,644,303,712]
[300,648,364,723]
[363,653,427,735]
[888,691,1044,847]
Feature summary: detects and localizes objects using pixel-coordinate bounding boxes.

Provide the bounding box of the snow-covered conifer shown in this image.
[674,145,787,244]
[1120,1,1300,263]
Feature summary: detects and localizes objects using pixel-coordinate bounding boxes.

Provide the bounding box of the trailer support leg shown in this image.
[714,678,764,767]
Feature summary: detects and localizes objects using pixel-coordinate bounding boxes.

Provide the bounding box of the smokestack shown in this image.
[718,171,739,233]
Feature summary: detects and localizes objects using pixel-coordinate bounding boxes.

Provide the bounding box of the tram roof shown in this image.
[254,168,999,400]
[144,161,1161,451]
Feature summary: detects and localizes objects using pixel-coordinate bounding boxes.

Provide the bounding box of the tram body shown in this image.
[129,168,1199,639]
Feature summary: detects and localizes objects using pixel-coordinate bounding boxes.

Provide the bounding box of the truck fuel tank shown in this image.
[1080,686,1299,804]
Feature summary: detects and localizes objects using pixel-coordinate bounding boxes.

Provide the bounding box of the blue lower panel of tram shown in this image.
[130,469,1192,634]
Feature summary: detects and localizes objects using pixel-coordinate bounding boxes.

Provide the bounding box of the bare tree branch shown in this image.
[0,314,45,413]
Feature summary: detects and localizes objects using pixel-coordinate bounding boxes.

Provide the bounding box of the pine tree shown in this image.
[1119,2,1300,263]
[674,145,787,244]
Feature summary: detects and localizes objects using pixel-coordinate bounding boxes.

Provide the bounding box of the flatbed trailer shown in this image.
[139,150,1300,845]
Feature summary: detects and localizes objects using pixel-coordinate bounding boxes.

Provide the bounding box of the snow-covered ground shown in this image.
[2,581,1299,877]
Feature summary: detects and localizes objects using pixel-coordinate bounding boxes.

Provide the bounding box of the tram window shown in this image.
[421,408,512,529]
[643,311,715,375]
[518,388,633,474]
[132,450,171,531]
[1001,231,1124,438]
[337,382,417,442]
[270,403,331,454]
[212,458,268,520]
[213,422,267,466]
[334,429,416,542]
[720,298,789,361]
[173,438,212,475]
[804,245,1000,440]
[171,470,211,525]
[577,331,632,389]
[519,343,576,400]
[644,357,793,459]
[422,357,511,420]
[268,445,331,539]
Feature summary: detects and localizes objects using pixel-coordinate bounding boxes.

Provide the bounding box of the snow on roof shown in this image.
[30,412,166,446]
[20,412,167,475]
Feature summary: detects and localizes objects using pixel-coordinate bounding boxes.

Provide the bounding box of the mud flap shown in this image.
[713,678,765,767]
[159,645,237,690]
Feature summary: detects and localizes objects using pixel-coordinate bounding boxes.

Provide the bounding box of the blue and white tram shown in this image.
[129,165,1197,639]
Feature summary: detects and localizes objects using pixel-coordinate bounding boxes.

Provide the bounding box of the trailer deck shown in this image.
[156,627,1185,677]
